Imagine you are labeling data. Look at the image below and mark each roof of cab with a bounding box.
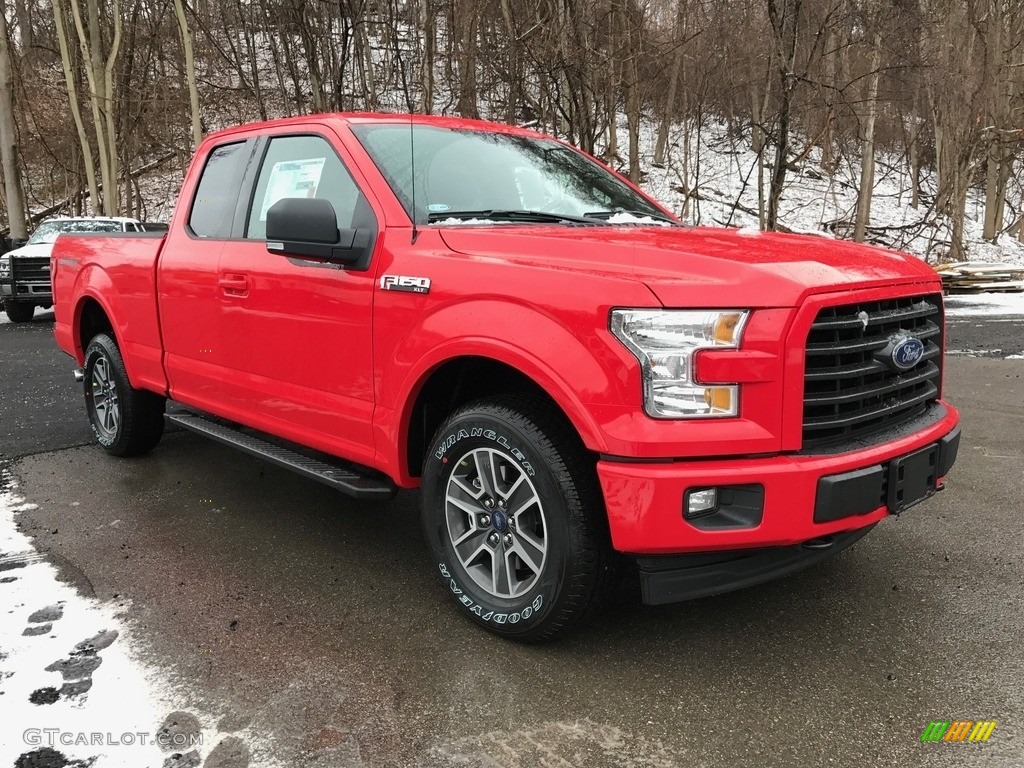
[203,112,548,143]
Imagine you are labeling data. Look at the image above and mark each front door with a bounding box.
[216,130,380,466]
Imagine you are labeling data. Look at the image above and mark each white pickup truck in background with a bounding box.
[0,217,165,323]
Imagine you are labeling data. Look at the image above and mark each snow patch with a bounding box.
[0,472,281,767]
[432,218,499,226]
[605,212,672,226]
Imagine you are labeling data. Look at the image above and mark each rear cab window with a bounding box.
[188,141,250,238]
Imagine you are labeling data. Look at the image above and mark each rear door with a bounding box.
[215,127,382,466]
[160,139,256,411]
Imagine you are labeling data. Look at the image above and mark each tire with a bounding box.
[83,333,165,456]
[421,395,614,642]
[5,301,35,323]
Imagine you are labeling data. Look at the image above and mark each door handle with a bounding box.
[218,274,249,297]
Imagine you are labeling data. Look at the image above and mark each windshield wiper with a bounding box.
[427,209,606,226]
[583,209,680,225]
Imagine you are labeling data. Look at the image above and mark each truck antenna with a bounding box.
[410,113,419,244]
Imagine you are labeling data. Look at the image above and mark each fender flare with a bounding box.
[384,301,617,480]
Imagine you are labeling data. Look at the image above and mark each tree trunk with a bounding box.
[68,0,121,215]
[853,31,882,242]
[455,0,479,118]
[766,0,801,232]
[0,11,27,240]
[52,0,99,213]
[421,0,435,112]
[173,0,202,147]
[654,0,687,167]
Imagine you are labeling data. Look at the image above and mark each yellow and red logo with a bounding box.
[921,721,997,742]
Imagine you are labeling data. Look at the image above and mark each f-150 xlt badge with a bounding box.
[380,275,431,294]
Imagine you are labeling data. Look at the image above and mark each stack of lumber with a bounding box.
[934,262,1024,293]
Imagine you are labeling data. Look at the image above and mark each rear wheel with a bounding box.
[84,333,165,456]
[4,301,34,323]
[421,396,614,642]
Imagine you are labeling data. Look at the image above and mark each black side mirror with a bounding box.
[266,198,369,266]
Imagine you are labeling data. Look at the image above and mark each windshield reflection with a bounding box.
[352,125,669,226]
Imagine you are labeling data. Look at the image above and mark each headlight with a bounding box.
[0,255,9,277]
[610,309,749,418]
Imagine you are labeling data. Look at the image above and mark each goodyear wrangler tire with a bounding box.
[421,395,614,642]
[84,333,165,456]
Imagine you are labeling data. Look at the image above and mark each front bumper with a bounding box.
[1,282,51,300]
[597,401,960,556]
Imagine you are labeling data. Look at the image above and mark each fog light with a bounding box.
[685,488,718,518]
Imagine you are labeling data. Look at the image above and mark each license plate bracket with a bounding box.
[887,443,939,513]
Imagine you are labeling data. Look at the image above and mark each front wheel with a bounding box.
[421,396,614,642]
[84,333,165,456]
[4,301,35,323]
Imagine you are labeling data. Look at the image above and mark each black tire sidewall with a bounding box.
[84,334,126,450]
[5,302,35,322]
[421,407,576,639]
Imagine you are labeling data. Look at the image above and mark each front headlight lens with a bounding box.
[610,309,749,418]
[0,256,10,277]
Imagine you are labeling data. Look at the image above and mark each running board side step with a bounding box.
[166,412,397,500]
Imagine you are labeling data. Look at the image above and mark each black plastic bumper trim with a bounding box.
[636,526,875,606]
[814,465,885,523]
[938,425,960,477]
[813,423,960,523]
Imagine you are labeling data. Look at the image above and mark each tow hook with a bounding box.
[802,536,835,551]
[73,367,85,382]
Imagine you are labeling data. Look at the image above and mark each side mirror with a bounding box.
[266,198,368,266]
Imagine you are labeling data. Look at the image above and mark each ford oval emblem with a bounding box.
[891,336,925,370]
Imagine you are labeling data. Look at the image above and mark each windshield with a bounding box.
[351,124,671,226]
[28,219,122,245]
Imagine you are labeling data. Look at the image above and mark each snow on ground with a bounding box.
[944,292,1024,317]
[0,472,278,768]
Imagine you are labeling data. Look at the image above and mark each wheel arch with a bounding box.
[77,295,117,362]
[398,351,607,483]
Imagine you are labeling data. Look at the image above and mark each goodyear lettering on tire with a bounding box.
[439,562,544,625]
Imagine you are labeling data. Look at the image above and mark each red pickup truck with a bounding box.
[52,114,960,641]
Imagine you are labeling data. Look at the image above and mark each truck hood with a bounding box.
[4,243,53,259]
[438,225,939,307]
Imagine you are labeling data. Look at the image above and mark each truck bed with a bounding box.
[52,232,168,394]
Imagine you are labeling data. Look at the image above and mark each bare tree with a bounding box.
[0,10,27,239]
[172,0,202,147]
[853,19,883,242]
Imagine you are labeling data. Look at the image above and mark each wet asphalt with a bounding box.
[1,311,1022,767]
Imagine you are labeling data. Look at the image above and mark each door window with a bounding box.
[246,135,371,240]
[188,141,249,238]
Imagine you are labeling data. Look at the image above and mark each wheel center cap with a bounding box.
[491,510,508,532]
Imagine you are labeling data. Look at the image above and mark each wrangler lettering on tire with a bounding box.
[421,396,614,642]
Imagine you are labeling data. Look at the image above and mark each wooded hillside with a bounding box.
[1,0,1022,259]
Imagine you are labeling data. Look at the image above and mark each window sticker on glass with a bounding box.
[258,157,326,221]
